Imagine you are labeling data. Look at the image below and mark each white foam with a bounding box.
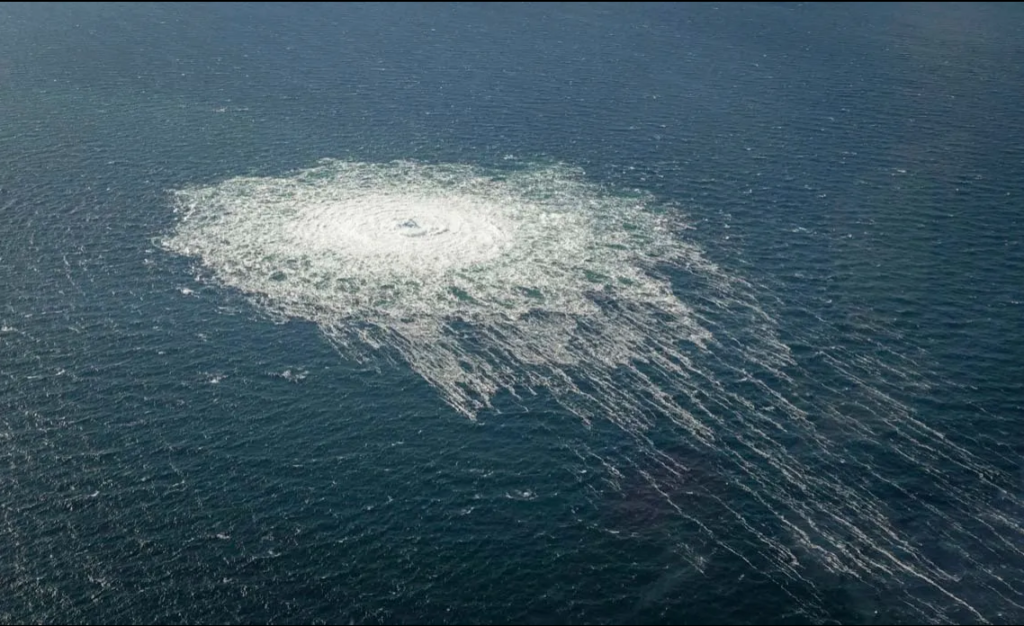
[164,160,711,421]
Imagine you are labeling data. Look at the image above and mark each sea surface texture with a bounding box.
[1,3,1023,624]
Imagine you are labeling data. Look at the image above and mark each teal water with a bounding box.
[2,3,1023,624]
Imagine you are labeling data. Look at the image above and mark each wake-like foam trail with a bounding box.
[163,160,1024,623]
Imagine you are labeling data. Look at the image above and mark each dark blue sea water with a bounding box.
[2,3,1023,624]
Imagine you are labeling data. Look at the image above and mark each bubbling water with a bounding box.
[165,160,713,423]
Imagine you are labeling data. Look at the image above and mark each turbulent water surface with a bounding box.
[2,3,1023,625]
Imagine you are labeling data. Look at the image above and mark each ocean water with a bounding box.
[2,3,1023,624]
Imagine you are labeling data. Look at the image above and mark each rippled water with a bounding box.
[2,3,1023,624]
